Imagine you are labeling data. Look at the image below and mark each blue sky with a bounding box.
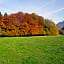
[0,0,64,24]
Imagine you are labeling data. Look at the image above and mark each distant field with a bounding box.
[0,36,64,64]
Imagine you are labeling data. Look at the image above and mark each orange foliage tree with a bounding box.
[0,12,59,36]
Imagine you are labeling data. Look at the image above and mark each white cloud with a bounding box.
[45,8,64,24]
[37,7,64,24]
[35,0,56,12]
[46,8,64,17]
[38,8,64,18]
[53,17,64,24]
[0,8,12,15]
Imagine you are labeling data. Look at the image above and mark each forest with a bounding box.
[0,12,59,37]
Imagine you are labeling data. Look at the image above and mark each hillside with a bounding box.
[0,36,64,64]
[57,21,64,35]
[57,21,64,30]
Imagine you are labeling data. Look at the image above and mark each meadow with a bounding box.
[0,36,64,64]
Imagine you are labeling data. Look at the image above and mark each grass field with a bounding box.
[0,36,64,64]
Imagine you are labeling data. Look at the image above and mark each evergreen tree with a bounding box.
[0,12,2,17]
[4,12,7,17]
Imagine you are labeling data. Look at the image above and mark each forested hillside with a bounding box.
[0,12,59,36]
[57,21,64,30]
[57,21,64,35]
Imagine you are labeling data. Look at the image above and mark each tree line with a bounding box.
[0,12,59,37]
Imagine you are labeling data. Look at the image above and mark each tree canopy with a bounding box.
[0,12,59,36]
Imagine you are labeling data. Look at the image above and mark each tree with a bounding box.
[62,27,64,30]
[4,12,7,18]
[0,28,2,36]
[59,27,64,35]
[0,12,2,17]
[44,19,59,35]
[0,12,59,36]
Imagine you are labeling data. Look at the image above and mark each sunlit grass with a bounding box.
[0,36,64,64]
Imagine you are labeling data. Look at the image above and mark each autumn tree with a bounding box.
[43,19,59,35]
[0,12,59,36]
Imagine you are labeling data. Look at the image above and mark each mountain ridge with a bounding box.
[56,20,64,30]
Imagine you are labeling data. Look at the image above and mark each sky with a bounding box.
[0,0,64,24]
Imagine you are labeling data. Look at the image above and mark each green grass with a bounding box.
[0,36,64,64]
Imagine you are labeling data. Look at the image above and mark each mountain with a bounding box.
[56,21,64,30]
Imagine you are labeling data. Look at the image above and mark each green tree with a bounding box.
[0,12,2,17]
[4,12,7,17]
